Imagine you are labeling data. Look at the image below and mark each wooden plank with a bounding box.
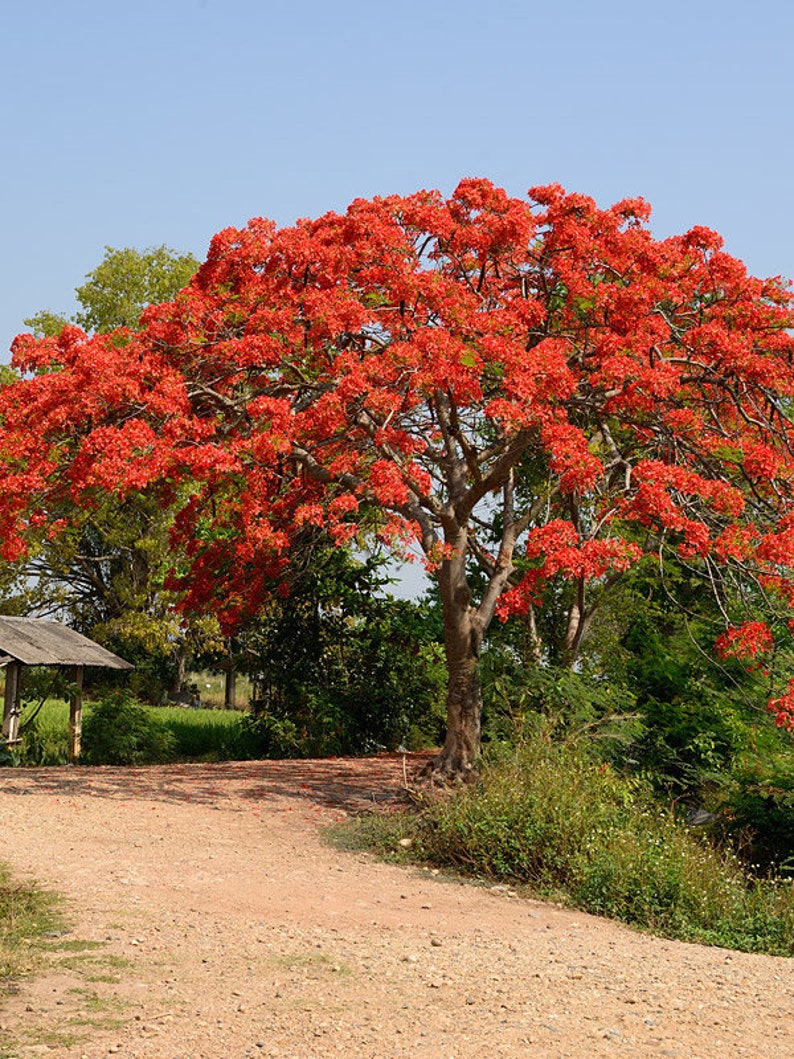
[2,662,20,743]
[69,665,84,762]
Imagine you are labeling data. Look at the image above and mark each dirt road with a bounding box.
[1,758,793,1058]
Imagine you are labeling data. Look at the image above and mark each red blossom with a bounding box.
[715,622,775,661]
[3,177,794,730]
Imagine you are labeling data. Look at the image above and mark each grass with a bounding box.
[4,697,247,766]
[0,864,61,991]
[0,906,131,1056]
[155,705,244,761]
[333,734,794,957]
[189,670,253,710]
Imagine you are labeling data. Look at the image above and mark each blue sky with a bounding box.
[1,0,793,361]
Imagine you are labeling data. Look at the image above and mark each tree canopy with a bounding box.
[24,245,200,337]
[6,245,209,697]
[3,178,794,774]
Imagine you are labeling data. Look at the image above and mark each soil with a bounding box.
[1,756,793,1059]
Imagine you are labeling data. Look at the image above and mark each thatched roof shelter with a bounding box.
[0,617,133,759]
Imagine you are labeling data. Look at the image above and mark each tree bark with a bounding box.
[429,543,484,779]
[169,642,188,699]
[435,628,482,778]
[223,639,236,710]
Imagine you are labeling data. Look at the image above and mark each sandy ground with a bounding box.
[0,757,793,1059]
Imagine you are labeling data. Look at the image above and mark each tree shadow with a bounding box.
[0,754,434,815]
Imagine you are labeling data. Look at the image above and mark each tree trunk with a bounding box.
[169,642,188,699]
[435,636,482,778]
[430,551,484,780]
[223,640,236,710]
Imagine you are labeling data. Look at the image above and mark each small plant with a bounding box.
[80,692,176,765]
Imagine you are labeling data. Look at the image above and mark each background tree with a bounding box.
[24,245,200,337]
[6,245,213,699]
[238,536,445,755]
[3,179,794,777]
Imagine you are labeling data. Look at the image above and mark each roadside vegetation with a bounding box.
[338,726,794,957]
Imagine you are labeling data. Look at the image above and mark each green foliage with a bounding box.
[80,693,176,766]
[242,544,446,756]
[479,554,792,798]
[617,602,756,789]
[156,706,242,762]
[356,734,794,956]
[6,671,78,766]
[15,706,71,766]
[0,364,19,388]
[236,710,303,760]
[21,308,70,339]
[708,749,794,874]
[2,698,258,767]
[24,245,199,337]
[15,245,214,707]
[481,648,642,755]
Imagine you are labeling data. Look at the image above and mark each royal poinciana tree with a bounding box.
[3,179,794,775]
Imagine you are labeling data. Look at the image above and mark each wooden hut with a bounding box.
[0,617,133,761]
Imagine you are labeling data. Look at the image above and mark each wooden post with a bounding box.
[2,663,20,744]
[69,665,84,762]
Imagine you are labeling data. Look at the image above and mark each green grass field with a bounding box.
[4,697,246,766]
[189,670,253,710]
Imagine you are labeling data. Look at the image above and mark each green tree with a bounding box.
[24,245,200,337]
[239,538,446,755]
[11,246,209,699]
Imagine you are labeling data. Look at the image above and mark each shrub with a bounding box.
[709,750,794,874]
[235,710,303,760]
[80,692,176,765]
[355,734,794,955]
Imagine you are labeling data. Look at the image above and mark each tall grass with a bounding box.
[8,700,71,766]
[156,706,243,761]
[347,735,794,956]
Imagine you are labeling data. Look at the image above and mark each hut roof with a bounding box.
[0,617,133,669]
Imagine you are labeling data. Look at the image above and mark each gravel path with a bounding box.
[1,757,793,1059]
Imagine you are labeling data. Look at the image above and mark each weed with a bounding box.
[40,938,104,952]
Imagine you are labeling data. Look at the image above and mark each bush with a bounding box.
[80,692,177,765]
[235,710,303,760]
[354,734,794,955]
[709,750,794,874]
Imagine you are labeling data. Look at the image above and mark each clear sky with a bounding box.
[1,0,793,361]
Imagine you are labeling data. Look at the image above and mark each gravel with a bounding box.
[1,757,793,1058]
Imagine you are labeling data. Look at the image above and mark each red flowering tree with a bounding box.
[3,178,794,776]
